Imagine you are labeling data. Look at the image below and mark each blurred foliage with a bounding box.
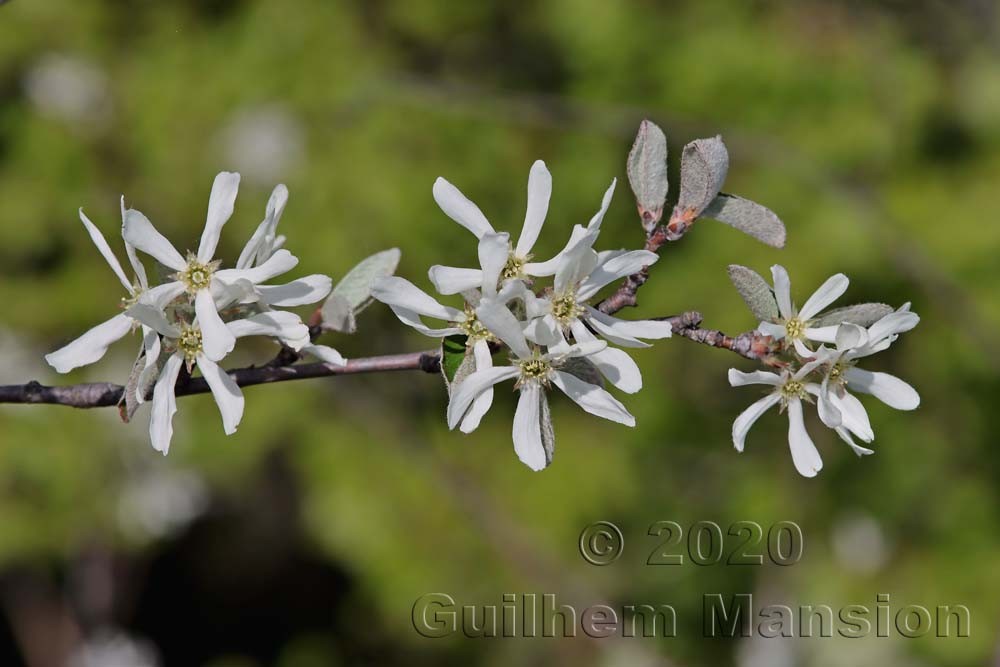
[0,0,999,665]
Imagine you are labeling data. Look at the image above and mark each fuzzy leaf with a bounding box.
[703,194,786,248]
[559,356,604,388]
[814,303,894,328]
[321,248,401,332]
[440,334,470,385]
[117,342,165,423]
[728,264,779,322]
[539,392,555,469]
[677,136,729,217]
[627,120,669,231]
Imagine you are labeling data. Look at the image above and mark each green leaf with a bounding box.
[539,393,555,469]
[440,334,470,385]
[703,193,786,248]
[814,303,894,328]
[321,248,401,333]
[627,120,669,232]
[117,340,165,423]
[559,356,604,387]
[677,135,729,217]
[728,264,779,322]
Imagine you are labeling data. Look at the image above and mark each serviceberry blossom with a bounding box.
[46,201,160,398]
[729,361,826,478]
[128,304,309,453]
[449,304,635,471]
[122,172,300,361]
[756,265,846,355]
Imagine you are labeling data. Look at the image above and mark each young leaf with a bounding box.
[440,334,470,385]
[814,303,894,328]
[118,342,165,423]
[559,356,604,387]
[703,194,786,248]
[677,135,729,217]
[728,264,779,322]
[627,120,669,232]
[539,392,555,469]
[321,248,401,333]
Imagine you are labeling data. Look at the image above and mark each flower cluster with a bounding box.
[45,173,346,453]
[729,265,920,477]
[372,161,672,471]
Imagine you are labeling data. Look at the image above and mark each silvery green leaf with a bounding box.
[677,136,729,217]
[559,356,604,388]
[703,194,786,248]
[627,120,669,232]
[728,264,779,321]
[539,392,555,469]
[814,303,894,328]
[440,334,470,386]
[321,248,401,332]
[320,294,356,334]
[118,342,165,423]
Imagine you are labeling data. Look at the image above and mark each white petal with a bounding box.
[554,242,598,295]
[770,265,793,319]
[301,344,347,366]
[835,427,875,457]
[728,368,782,387]
[372,276,463,321]
[551,370,635,426]
[515,160,551,257]
[844,367,920,410]
[78,209,132,292]
[432,177,493,238]
[832,390,874,442]
[150,353,183,454]
[587,178,616,231]
[804,325,840,343]
[584,307,673,348]
[257,275,332,307]
[388,305,463,338]
[196,354,244,435]
[549,339,607,361]
[215,249,298,286]
[524,224,590,277]
[460,339,494,434]
[195,289,236,361]
[198,171,240,262]
[143,281,187,310]
[577,250,659,301]
[757,321,786,340]
[447,366,519,429]
[787,399,823,477]
[867,311,919,345]
[799,273,848,320]
[45,313,133,373]
[816,388,843,429]
[126,303,181,338]
[478,232,511,296]
[835,323,868,351]
[236,219,270,270]
[428,265,484,296]
[476,301,531,358]
[571,320,641,393]
[120,196,149,288]
[525,313,565,347]
[512,384,548,471]
[732,393,780,452]
[227,311,310,347]
[122,209,185,271]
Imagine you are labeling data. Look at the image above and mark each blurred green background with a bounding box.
[0,0,998,665]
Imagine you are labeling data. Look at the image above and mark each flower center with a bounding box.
[119,285,144,309]
[177,324,203,363]
[501,251,528,281]
[784,316,807,340]
[177,253,220,293]
[551,292,582,326]
[827,361,850,387]
[779,379,807,404]
[458,307,494,343]
[516,355,552,389]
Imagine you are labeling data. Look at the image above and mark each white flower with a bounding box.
[757,265,847,355]
[811,308,920,452]
[372,232,516,432]
[428,160,616,293]
[728,362,827,478]
[123,172,301,362]
[450,303,635,471]
[45,201,159,386]
[518,231,672,393]
[127,304,309,454]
